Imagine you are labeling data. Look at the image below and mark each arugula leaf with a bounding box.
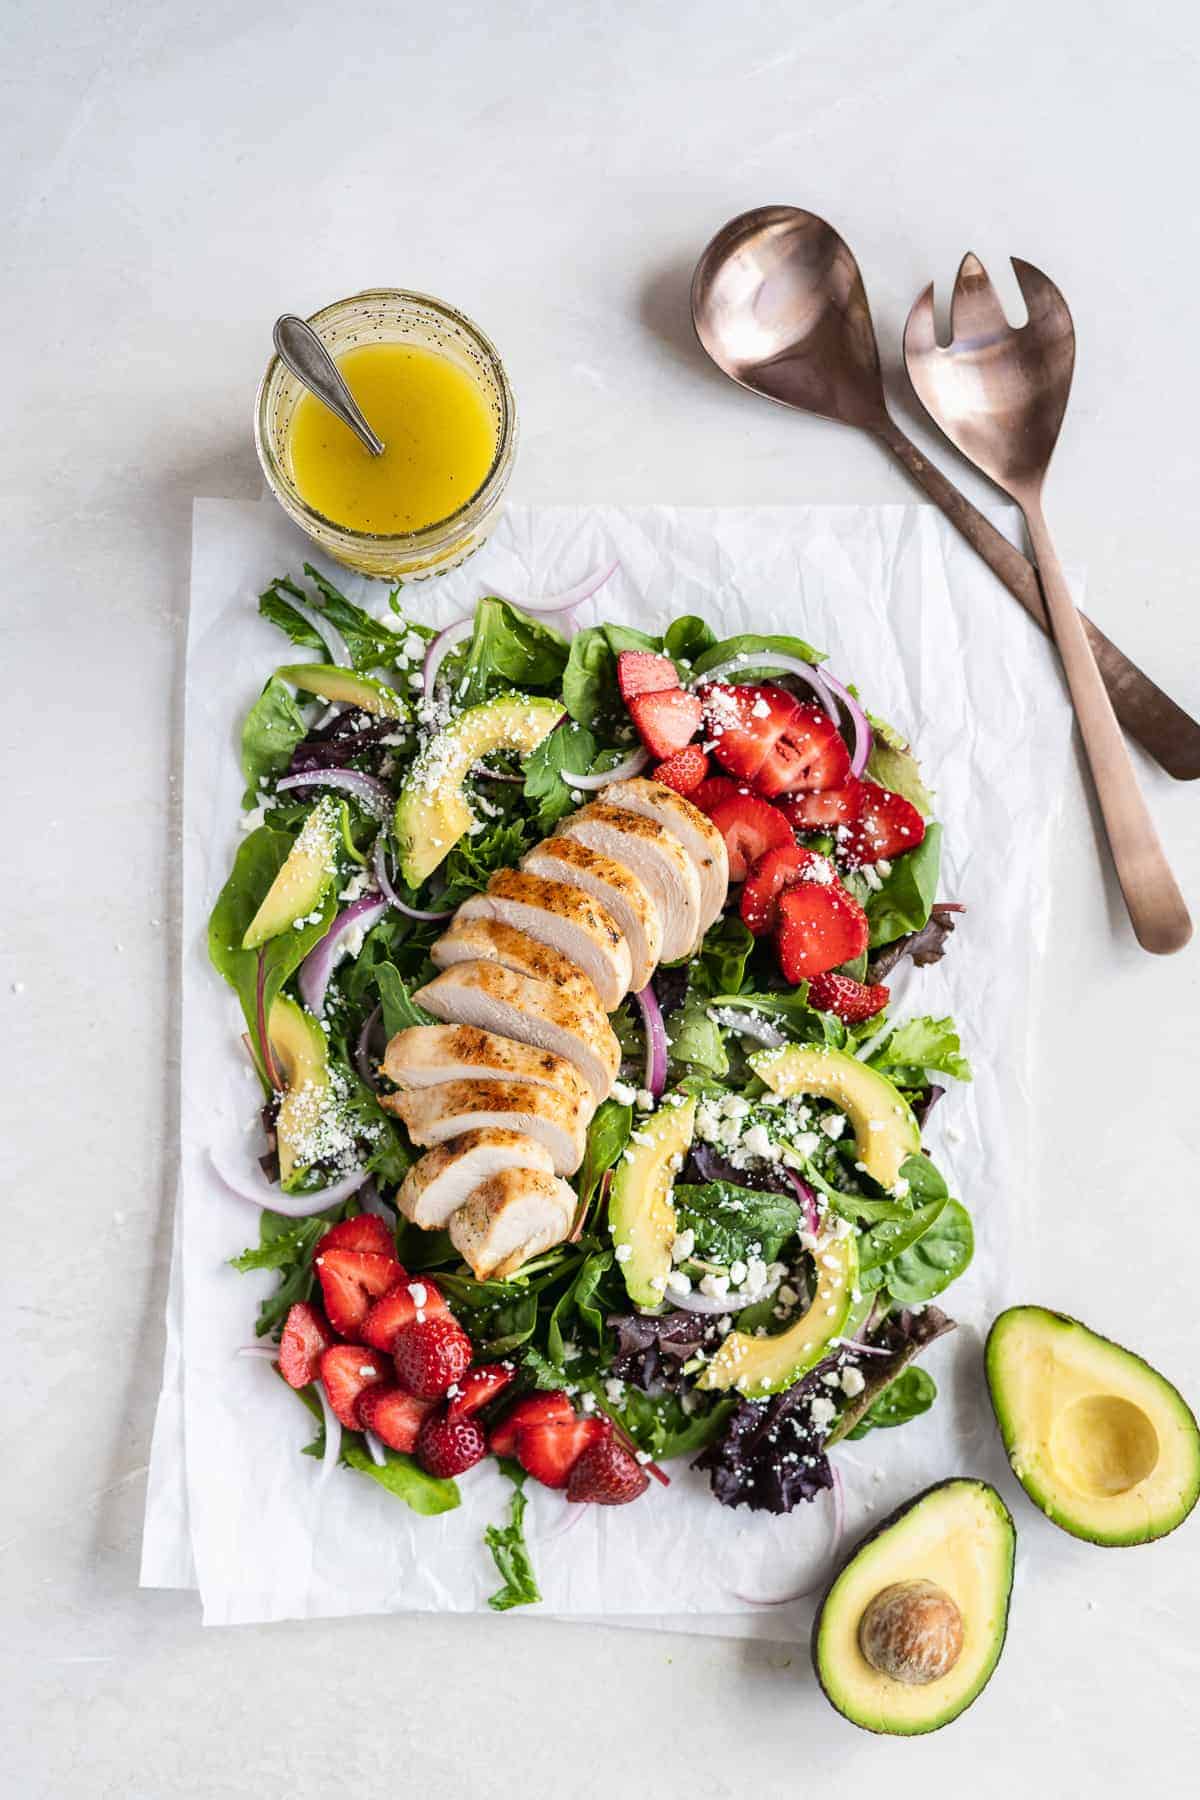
[341,1439,461,1514]
[846,1367,937,1438]
[522,721,597,831]
[437,816,536,907]
[576,1098,632,1220]
[664,614,717,666]
[260,569,403,671]
[666,991,728,1078]
[231,1213,327,1337]
[485,1467,542,1611]
[207,824,337,1050]
[455,599,569,706]
[374,961,434,1038]
[883,1198,974,1303]
[673,1181,801,1268]
[562,623,663,729]
[860,823,942,949]
[240,676,308,806]
[866,713,934,817]
[868,1014,972,1084]
[692,631,825,677]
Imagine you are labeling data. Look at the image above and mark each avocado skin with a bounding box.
[810,1477,1016,1736]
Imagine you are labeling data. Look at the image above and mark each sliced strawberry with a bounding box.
[701,682,798,782]
[807,970,890,1023]
[838,781,927,868]
[393,1316,474,1400]
[617,649,678,701]
[690,775,742,815]
[753,701,851,798]
[360,1275,449,1352]
[516,1416,611,1490]
[627,688,703,759]
[740,844,821,935]
[652,744,709,797]
[277,1300,335,1389]
[446,1362,516,1422]
[315,1214,396,1259]
[416,1412,489,1478]
[708,790,795,883]
[315,1248,404,1340]
[488,1389,575,1460]
[319,1344,391,1430]
[357,1385,436,1453]
[775,880,870,983]
[779,780,864,832]
[566,1436,651,1505]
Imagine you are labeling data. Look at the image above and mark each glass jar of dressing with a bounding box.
[255,289,517,580]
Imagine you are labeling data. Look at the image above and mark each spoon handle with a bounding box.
[272,315,385,457]
[1023,500,1191,955]
[876,419,1200,781]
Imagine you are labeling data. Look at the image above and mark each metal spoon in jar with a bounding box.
[272,314,385,456]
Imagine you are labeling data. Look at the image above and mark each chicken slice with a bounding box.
[521,836,663,993]
[412,961,618,1105]
[449,1167,577,1280]
[429,915,602,1009]
[455,869,632,1010]
[381,1023,593,1113]
[381,1078,588,1175]
[601,777,729,939]
[396,1129,555,1230]
[556,801,702,962]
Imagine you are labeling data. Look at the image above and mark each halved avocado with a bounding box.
[813,1478,1015,1735]
[697,1229,857,1398]
[278,662,406,718]
[241,797,339,949]
[751,1044,919,1189]
[267,995,329,1185]
[986,1305,1200,1547]
[609,1094,696,1308]
[394,693,563,887]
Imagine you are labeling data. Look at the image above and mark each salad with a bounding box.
[210,561,972,1610]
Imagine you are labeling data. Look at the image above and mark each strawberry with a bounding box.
[690,775,742,815]
[753,700,851,798]
[315,1248,403,1340]
[516,1415,611,1490]
[779,780,864,832]
[627,688,703,760]
[488,1389,575,1459]
[393,1316,473,1399]
[358,1385,436,1454]
[707,790,795,883]
[837,781,926,869]
[416,1413,488,1478]
[703,683,850,797]
[807,970,890,1023]
[617,649,678,701]
[566,1436,651,1505]
[740,844,822,935]
[277,1300,335,1389]
[319,1344,391,1430]
[652,744,709,797]
[775,880,870,984]
[315,1214,397,1259]
[446,1362,516,1422]
[360,1275,450,1352]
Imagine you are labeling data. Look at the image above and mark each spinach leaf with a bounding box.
[857,1196,948,1290]
[692,632,825,677]
[603,1384,736,1462]
[673,1181,801,1268]
[576,1098,632,1222]
[207,824,336,1049]
[883,1197,973,1302]
[260,568,402,671]
[456,599,569,705]
[868,1014,972,1085]
[846,1366,937,1438]
[693,915,755,996]
[438,1274,540,1357]
[374,961,434,1038]
[341,1439,461,1514]
[562,622,662,729]
[866,713,935,817]
[666,991,728,1078]
[485,1467,542,1611]
[861,823,942,949]
[547,1250,613,1363]
[522,721,597,831]
[664,614,717,666]
[240,676,308,806]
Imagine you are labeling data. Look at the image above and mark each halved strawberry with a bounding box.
[416,1413,488,1478]
[357,1385,436,1453]
[488,1389,575,1460]
[807,970,890,1023]
[446,1362,516,1422]
[740,844,821,935]
[775,881,870,983]
[627,687,702,759]
[689,775,742,815]
[319,1344,391,1430]
[779,780,864,832]
[516,1416,611,1490]
[394,1316,473,1399]
[277,1300,335,1389]
[315,1214,396,1259]
[652,744,709,797]
[360,1275,449,1352]
[617,649,678,701]
[837,781,926,868]
[707,790,795,883]
[703,684,851,797]
[315,1249,404,1340]
[566,1436,651,1505]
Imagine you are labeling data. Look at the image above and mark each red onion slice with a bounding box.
[283,595,351,669]
[298,894,388,1015]
[499,560,620,616]
[559,745,649,790]
[423,617,473,694]
[357,1178,395,1221]
[696,653,837,722]
[632,984,668,1097]
[354,1003,385,1090]
[667,1270,783,1316]
[729,1466,845,1606]
[234,1344,280,1361]
[254,951,282,1092]
[317,1387,342,1482]
[363,1429,388,1468]
[276,768,392,818]
[785,1170,820,1238]
[372,838,455,920]
[211,1146,370,1215]
[708,1005,788,1048]
[813,667,873,778]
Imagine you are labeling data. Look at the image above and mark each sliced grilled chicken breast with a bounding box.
[412,961,618,1105]
[455,869,632,1010]
[602,777,729,938]
[521,836,663,993]
[429,915,601,1008]
[449,1167,577,1280]
[381,1078,588,1175]
[382,1023,592,1112]
[556,801,702,962]
[396,1129,555,1230]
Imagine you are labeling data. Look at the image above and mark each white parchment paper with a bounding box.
[142,497,1073,1631]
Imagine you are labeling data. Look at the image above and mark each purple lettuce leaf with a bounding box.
[868,902,965,983]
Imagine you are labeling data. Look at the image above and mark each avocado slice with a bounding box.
[241,797,340,949]
[697,1228,857,1398]
[812,1478,1015,1735]
[267,994,330,1185]
[751,1043,919,1189]
[986,1305,1200,1547]
[394,693,563,887]
[278,662,406,718]
[609,1094,696,1308]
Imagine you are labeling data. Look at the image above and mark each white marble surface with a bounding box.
[4,1,1198,1794]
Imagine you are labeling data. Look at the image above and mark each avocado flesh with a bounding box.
[267,995,330,1185]
[609,1095,696,1309]
[278,663,406,718]
[750,1044,919,1189]
[394,693,564,887]
[698,1230,856,1397]
[242,798,339,949]
[813,1479,1015,1736]
[986,1305,1200,1546]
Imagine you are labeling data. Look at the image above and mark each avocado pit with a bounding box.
[858,1579,963,1686]
[1049,1393,1159,1498]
